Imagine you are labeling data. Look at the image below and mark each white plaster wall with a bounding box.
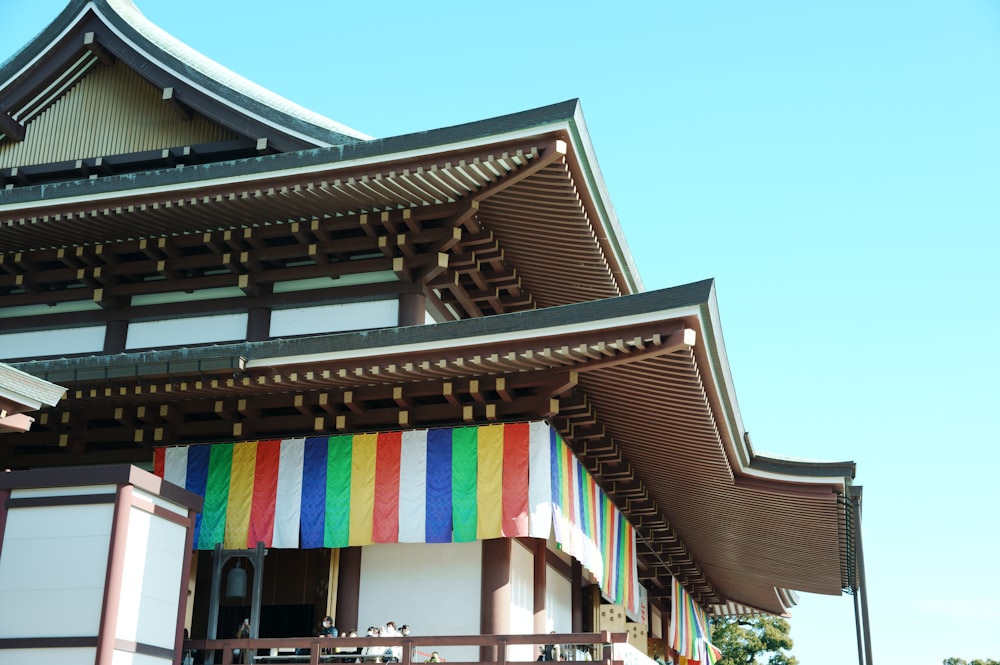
[358,542,480,662]
[127,313,247,349]
[0,503,112,638]
[115,506,187,652]
[270,300,398,337]
[0,325,105,360]
[508,541,535,661]
[134,487,188,518]
[2,647,96,664]
[650,605,662,638]
[112,649,169,665]
[545,565,572,633]
[11,484,116,499]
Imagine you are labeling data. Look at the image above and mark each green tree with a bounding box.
[943,659,1000,665]
[709,616,797,665]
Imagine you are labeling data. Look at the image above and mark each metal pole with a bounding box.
[853,581,864,665]
[851,487,873,665]
[847,495,864,665]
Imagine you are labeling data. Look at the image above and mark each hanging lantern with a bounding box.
[225,559,247,598]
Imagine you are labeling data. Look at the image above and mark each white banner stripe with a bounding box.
[274,437,305,548]
[398,429,427,542]
[527,420,552,539]
[164,446,188,489]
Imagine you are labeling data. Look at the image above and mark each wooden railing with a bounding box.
[184,631,629,665]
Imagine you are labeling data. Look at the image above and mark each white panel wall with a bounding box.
[546,565,572,633]
[0,471,196,665]
[0,503,112,638]
[0,326,105,360]
[115,506,187,655]
[112,650,166,665]
[358,542,480,662]
[509,541,536,662]
[270,300,398,337]
[126,313,248,349]
[1,647,96,665]
[650,605,662,638]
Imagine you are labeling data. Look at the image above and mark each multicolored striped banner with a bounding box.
[154,420,640,617]
[668,577,722,665]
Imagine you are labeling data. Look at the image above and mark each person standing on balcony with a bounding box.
[539,632,560,661]
[320,616,338,638]
[233,618,251,664]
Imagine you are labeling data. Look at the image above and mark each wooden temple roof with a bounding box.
[0,101,640,319]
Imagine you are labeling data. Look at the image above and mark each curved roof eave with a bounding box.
[16,281,715,379]
[563,101,643,295]
[11,281,853,611]
[692,280,855,492]
[14,279,849,496]
[0,0,371,148]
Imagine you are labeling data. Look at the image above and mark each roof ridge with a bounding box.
[0,0,372,148]
[100,0,372,143]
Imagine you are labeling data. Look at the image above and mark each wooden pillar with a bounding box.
[480,538,511,661]
[0,489,9,560]
[95,485,133,665]
[326,549,341,624]
[571,559,583,633]
[398,291,426,326]
[103,319,127,354]
[247,306,271,342]
[533,538,547,633]
[335,547,362,633]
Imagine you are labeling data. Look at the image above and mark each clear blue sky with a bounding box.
[6,2,1000,663]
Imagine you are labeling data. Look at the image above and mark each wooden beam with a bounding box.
[573,328,696,373]
[0,112,25,142]
[161,87,192,121]
[83,32,115,66]
[471,144,562,204]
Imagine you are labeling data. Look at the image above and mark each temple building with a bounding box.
[0,1,871,664]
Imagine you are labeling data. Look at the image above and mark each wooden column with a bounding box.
[103,319,128,354]
[571,559,583,632]
[247,306,271,342]
[335,547,362,634]
[0,490,9,574]
[398,292,426,326]
[480,538,511,661]
[533,538,547,633]
[661,610,671,661]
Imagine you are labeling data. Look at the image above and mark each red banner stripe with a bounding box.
[248,439,281,547]
[372,431,402,542]
[153,447,165,477]
[501,422,530,536]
